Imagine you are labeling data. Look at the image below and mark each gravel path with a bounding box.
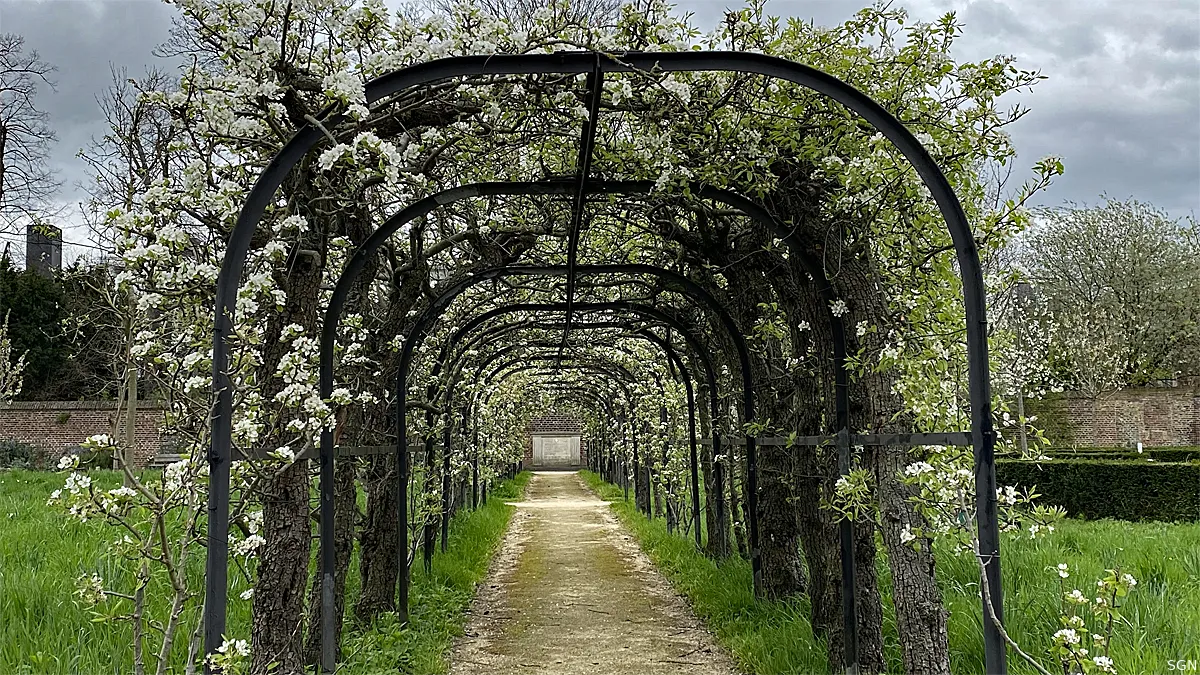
[448,471,740,675]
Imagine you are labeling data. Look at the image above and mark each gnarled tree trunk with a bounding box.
[355,454,399,620]
[250,228,325,674]
[302,453,357,665]
[696,386,730,558]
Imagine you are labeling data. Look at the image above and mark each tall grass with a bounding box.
[579,470,1200,674]
[339,471,530,674]
[0,469,249,674]
[0,469,529,674]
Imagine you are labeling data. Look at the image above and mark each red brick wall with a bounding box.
[1037,387,1200,448]
[0,401,167,467]
[523,412,589,469]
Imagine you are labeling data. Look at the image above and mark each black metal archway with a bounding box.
[209,50,1003,675]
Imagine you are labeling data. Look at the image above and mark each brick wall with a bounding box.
[529,412,583,434]
[523,412,589,469]
[1032,386,1200,448]
[0,401,167,467]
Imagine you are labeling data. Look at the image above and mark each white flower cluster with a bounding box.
[317,131,407,185]
[75,573,107,606]
[233,534,266,558]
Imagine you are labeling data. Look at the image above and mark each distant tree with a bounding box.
[55,261,126,400]
[1022,196,1200,392]
[0,254,65,397]
[80,66,184,249]
[0,33,60,231]
[0,255,123,400]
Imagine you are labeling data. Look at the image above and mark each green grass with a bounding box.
[339,471,530,674]
[579,470,1200,675]
[0,469,252,674]
[0,468,529,674]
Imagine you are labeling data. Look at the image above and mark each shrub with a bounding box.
[0,440,49,469]
[997,458,1200,522]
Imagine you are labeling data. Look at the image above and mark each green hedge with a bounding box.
[997,458,1200,522]
[1031,447,1200,463]
[1001,447,1200,463]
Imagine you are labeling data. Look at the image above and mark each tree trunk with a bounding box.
[874,442,951,675]
[251,460,311,674]
[724,266,807,599]
[653,469,664,522]
[696,387,730,558]
[634,434,651,515]
[355,454,398,620]
[251,239,324,674]
[302,456,356,665]
[764,158,945,673]
[853,495,886,674]
[728,449,747,558]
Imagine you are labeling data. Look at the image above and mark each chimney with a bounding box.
[25,222,62,276]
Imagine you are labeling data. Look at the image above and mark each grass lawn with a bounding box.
[0,468,529,674]
[579,470,1200,674]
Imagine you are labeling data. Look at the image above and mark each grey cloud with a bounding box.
[0,0,1195,254]
[668,0,1199,214]
[0,0,179,240]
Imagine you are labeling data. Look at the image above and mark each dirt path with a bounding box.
[449,471,740,675]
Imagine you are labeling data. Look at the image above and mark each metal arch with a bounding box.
[390,263,759,597]
[543,383,629,483]
[440,319,632,399]
[398,285,744,586]
[208,51,1001,674]
[294,180,828,662]
[485,357,643,395]
[545,384,618,419]
[416,253,742,400]
[488,371,628,418]
[544,383,623,478]
[428,299,719,415]
[480,366,632,480]
[471,348,638,422]
[447,321,698,417]
[475,345,638,403]
[424,302,722,549]
[454,321,702,537]
[303,178,847,619]
[493,373,628,478]
[431,297,724,397]
[451,324,638,398]
[444,315,700,399]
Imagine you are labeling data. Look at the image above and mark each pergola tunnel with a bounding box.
[207,52,1004,674]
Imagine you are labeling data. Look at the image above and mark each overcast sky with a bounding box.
[1,0,1197,259]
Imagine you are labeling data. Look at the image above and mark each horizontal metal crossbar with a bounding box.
[689,432,973,447]
[239,445,436,460]
[233,433,973,461]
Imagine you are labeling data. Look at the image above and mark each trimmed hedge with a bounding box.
[1059,447,1200,463]
[997,458,1200,522]
[1007,447,1200,463]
